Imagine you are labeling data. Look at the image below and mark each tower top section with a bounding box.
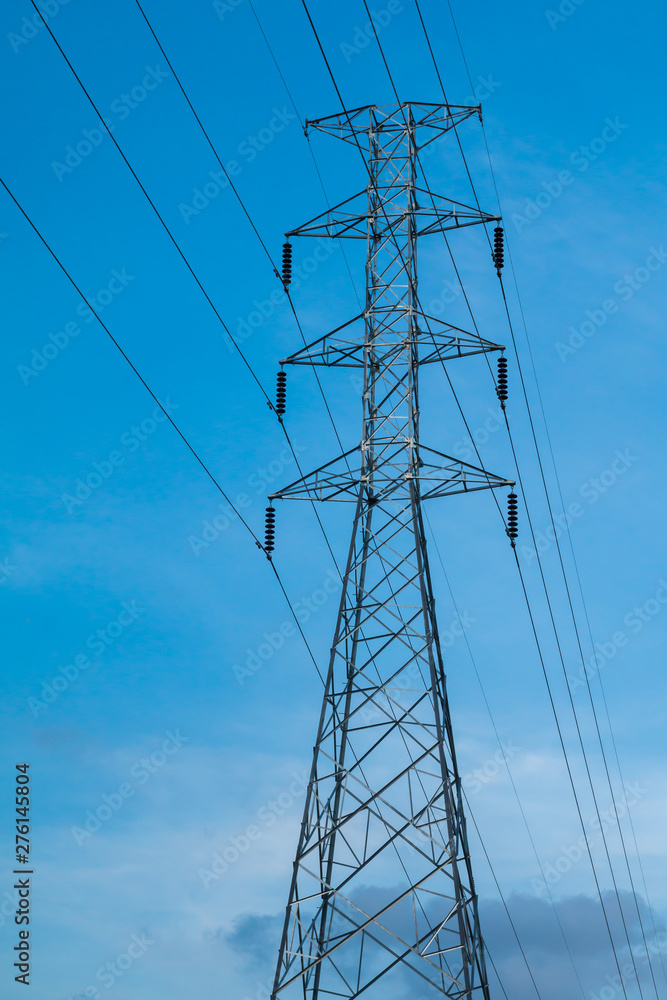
[305,101,482,149]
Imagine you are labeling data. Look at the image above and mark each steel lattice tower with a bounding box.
[269,103,513,1000]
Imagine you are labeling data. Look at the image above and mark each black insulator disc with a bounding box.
[282,244,292,286]
[265,502,276,555]
[276,371,287,416]
[492,229,505,268]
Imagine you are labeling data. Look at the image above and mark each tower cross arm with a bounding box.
[305,102,482,148]
[281,312,504,369]
[287,190,499,242]
[268,445,513,504]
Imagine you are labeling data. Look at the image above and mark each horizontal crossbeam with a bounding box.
[269,444,513,503]
[281,311,503,368]
[286,188,499,241]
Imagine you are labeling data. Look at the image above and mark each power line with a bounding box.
[27,0,271,405]
[134,0,278,276]
[464,789,544,1000]
[0,174,326,685]
[127,0,367,595]
[132,0,357,464]
[32,0,355,631]
[246,0,364,310]
[407,5,661,989]
[49,0,416,718]
[424,510,588,1000]
[358,4,648,995]
[296,4,551,994]
[498,274,656,998]
[23,1,659,989]
[269,96,498,1000]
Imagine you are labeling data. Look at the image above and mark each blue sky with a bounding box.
[1,0,666,998]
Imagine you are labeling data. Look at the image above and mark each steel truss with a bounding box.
[270,103,510,1000]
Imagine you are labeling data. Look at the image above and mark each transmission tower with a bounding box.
[268,102,513,1000]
